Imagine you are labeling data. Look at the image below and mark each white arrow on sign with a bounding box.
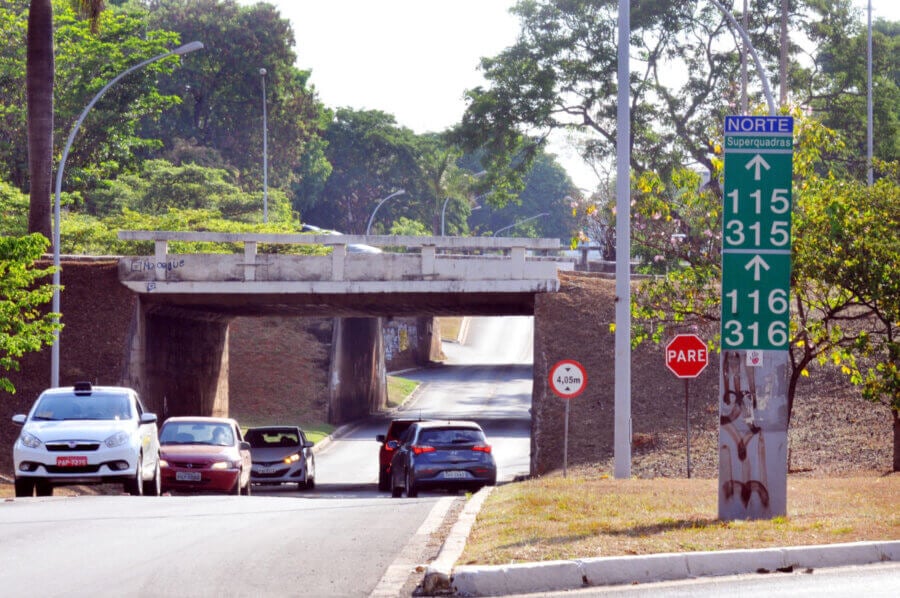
[744,255,770,281]
[745,154,771,180]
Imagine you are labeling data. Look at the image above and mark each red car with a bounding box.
[158,417,252,495]
[376,418,426,491]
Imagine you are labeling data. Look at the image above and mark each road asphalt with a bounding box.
[421,486,900,597]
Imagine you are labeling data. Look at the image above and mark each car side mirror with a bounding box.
[303,440,314,449]
[11,414,26,425]
[239,441,251,451]
[376,434,385,443]
[386,440,400,450]
[141,413,158,424]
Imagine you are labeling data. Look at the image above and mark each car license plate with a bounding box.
[442,470,468,479]
[56,456,88,467]
[257,466,278,474]
[176,471,202,482]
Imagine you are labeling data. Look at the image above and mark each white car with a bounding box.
[11,382,161,497]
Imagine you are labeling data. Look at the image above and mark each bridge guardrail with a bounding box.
[116,231,573,290]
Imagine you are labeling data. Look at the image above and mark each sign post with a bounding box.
[665,334,709,478]
[549,360,587,478]
[719,115,794,519]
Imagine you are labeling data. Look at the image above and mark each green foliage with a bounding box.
[138,0,330,201]
[0,180,29,235]
[794,161,900,411]
[304,108,424,234]
[389,217,429,237]
[0,234,61,394]
[803,4,900,177]
[86,159,292,222]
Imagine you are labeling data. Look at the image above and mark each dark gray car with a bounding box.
[245,426,316,490]
[389,420,497,497]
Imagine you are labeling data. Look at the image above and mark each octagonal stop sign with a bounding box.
[665,334,709,379]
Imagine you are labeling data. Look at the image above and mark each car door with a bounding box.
[299,430,314,476]
[134,394,160,470]
[234,424,252,485]
[391,425,416,488]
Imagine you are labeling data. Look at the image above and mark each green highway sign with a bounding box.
[721,116,794,350]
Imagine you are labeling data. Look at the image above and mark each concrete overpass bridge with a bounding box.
[115,231,573,423]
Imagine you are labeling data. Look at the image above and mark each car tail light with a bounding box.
[472,444,492,453]
[412,445,435,455]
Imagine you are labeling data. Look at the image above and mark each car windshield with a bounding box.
[31,393,132,421]
[160,422,233,446]
[245,430,299,448]
[417,428,484,446]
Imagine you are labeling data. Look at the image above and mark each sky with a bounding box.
[241,1,898,191]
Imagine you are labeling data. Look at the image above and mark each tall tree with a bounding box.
[25,0,54,240]
[305,108,422,234]
[138,0,329,201]
[26,0,105,242]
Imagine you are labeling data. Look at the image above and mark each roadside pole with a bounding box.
[665,334,709,480]
[549,360,587,478]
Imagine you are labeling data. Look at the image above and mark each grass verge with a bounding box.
[460,470,900,566]
[387,375,419,409]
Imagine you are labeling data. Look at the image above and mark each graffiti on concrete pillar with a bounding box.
[384,322,415,362]
[718,350,789,520]
[720,350,768,508]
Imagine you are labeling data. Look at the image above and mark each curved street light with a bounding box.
[50,41,204,387]
[365,189,406,235]
[492,212,549,237]
[440,197,453,236]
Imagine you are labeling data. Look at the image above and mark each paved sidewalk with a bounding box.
[422,487,900,596]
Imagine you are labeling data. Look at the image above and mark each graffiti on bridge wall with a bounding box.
[384,322,416,362]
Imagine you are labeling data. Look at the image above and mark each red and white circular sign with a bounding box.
[548,360,587,399]
[665,334,709,378]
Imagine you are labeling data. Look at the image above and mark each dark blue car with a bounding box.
[389,420,497,497]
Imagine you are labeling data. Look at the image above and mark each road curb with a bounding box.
[448,540,900,596]
[422,486,495,594]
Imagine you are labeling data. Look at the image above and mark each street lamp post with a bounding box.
[441,197,452,236]
[260,67,269,221]
[365,189,406,235]
[492,212,549,237]
[50,41,204,387]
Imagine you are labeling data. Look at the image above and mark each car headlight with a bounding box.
[210,461,236,470]
[20,431,42,449]
[283,453,301,464]
[104,431,130,448]
[159,459,170,468]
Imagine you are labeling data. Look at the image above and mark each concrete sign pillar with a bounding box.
[718,350,789,519]
[719,115,794,520]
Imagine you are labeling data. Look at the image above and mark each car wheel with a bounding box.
[378,468,390,492]
[305,475,315,491]
[390,469,403,498]
[231,473,242,495]
[406,470,418,498]
[241,478,252,496]
[125,454,144,496]
[14,478,35,497]
[35,481,53,496]
[143,457,161,496]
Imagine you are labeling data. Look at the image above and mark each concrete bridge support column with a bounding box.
[139,307,232,420]
[328,317,387,424]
